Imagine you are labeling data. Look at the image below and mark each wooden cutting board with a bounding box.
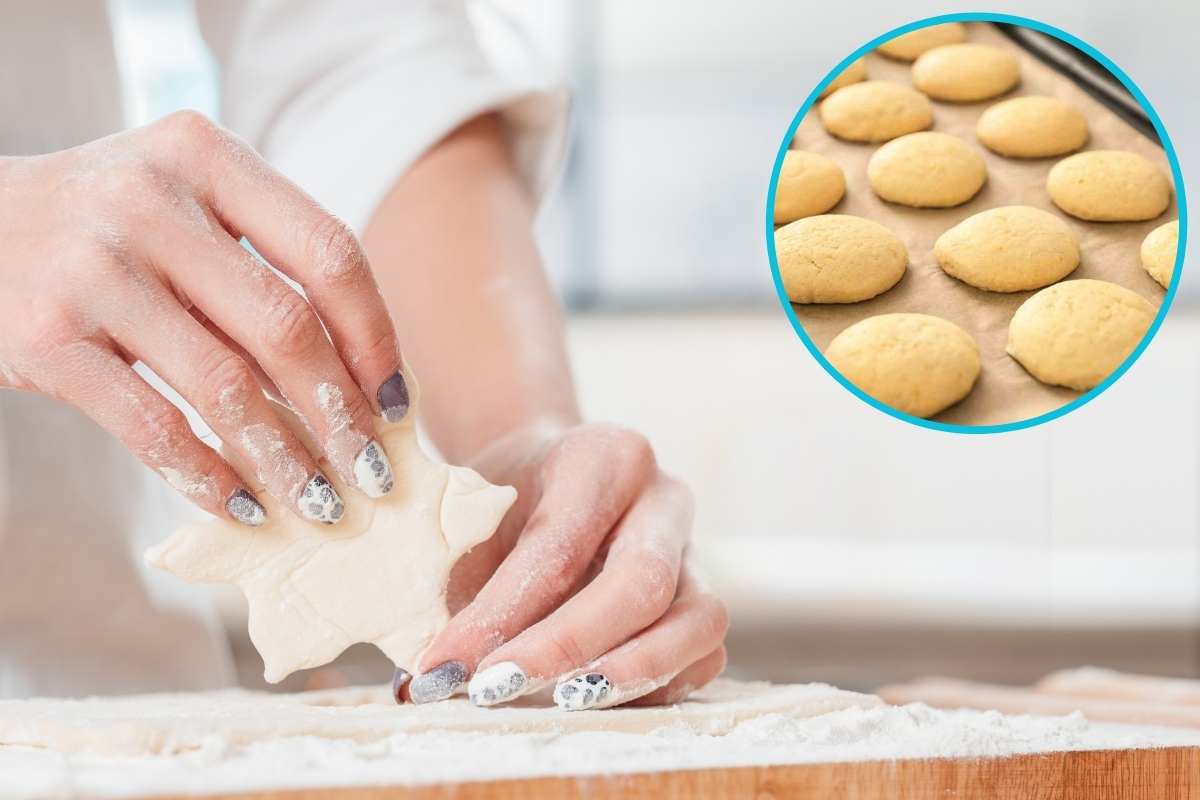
[152,746,1200,799]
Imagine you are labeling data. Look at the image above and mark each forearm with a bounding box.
[362,114,580,463]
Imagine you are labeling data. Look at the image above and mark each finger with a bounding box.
[44,338,266,526]
[624,647,727,707]
[153,112,408,421]
[145,213,395,501]
[104,279,346,525]
[464,474,691,707]
[552,574,729,711]
[409,427,659,703]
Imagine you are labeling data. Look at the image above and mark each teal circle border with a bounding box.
[765,12,1189,434]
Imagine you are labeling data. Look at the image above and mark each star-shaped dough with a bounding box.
[145,385,516,683]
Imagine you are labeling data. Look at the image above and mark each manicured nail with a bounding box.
[377,370,410,423]
[409,661,467,704]
[298,471,344,525]
[226,489,266,527]
[554,673,611,711]
[353,439,394,498]
[391,669,412,704]
[468,661,528,707]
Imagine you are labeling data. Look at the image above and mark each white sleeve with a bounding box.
[196,0,568,235]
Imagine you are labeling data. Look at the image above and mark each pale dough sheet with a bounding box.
[5,679,1200,798]
[790,23,1176,426]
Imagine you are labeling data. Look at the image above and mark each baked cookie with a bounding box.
[819,57,867,98]
[867,132,987,207]
[773,151,846,224]
[775,214,906,304]
[825,313,980,418]
[876,23,967,61]
[976,96,1088,158]
[1047,150,1171,222]
[912,43,1020,102]
[934,206,1080,292]
[1141,220,1179,289]
[819,81,933,143]
[1007,279,1155,391]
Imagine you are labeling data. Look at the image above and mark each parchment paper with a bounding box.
[790,23,1176,426]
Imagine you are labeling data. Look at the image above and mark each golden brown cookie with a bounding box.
[934,206,1080,292]
[1047,151,1171,222]
[976,96,1088,158]
[825,313,980,418]
[819,81,933,143]
[867,131,987,207]
[775,214,907,303]
[912,43,1020,102]
[876,23,967,61]
[773,151,846,224]
[1141,220,1179,289]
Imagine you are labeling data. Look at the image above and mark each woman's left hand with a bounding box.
[397,422,729,710]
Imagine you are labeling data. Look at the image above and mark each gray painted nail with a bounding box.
[297,471,344,525]
[391,669,412,704]
[377,371,410,423]
[468,661,528,707]
[226,489,266,527]
[409,661,467,704]
[554,672,611,711]
[353,439,394,498]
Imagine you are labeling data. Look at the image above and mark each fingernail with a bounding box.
[353,439,394,498]
[409,661,467,704]
[391,669,412,704]
[226,489,266,527]
[298,471,345,525]
[377,370,410,423]
[554,673,611,711]
[468,661,528,707]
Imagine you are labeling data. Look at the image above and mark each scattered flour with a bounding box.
[2,681,1198,799]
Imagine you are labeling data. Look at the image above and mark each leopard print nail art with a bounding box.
[353,439,394,498]
[554,673,611,711]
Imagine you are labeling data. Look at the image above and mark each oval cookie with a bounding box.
[1007,279,1155,391]
[876,23,967,61]
[912,43,1019,102]
[775,214,906,304]
[774,151,846,224]
[819,57,867,98]
[867,132,986,208]
[825,313,980,418]
[1047,151,1171,222]
[976,96,1088,158]
[1141,220,1179,289]
[934,206,1080,292]
[819,81,933,143]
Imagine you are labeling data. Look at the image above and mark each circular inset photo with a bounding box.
[766,14,1185,432]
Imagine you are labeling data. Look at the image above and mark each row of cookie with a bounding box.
[777,208,1177,304]
[824,278,1155,420]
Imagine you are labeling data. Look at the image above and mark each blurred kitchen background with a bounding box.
[111,0,1200,694]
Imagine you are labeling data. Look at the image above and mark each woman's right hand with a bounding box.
[0,111,410,527]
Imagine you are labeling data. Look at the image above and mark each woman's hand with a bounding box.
[400,423,729,710]
[0,112,410,526]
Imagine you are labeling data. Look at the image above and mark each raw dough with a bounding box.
[912,43,1019,102]
[1141,220,1179,289]
[819,81,933,143]
[825,313,981,418]
[776,214,907,303]
[934,206,1080,292]
[145,371,517,683]
[773,150,846,224]
[819,56,867,98]
[1047,150,1171,222]
[876,22,967,61]
[0,679,881,757]
[1007,279,1155,391]
[976,95,1088,158]
[867,131,986,207]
